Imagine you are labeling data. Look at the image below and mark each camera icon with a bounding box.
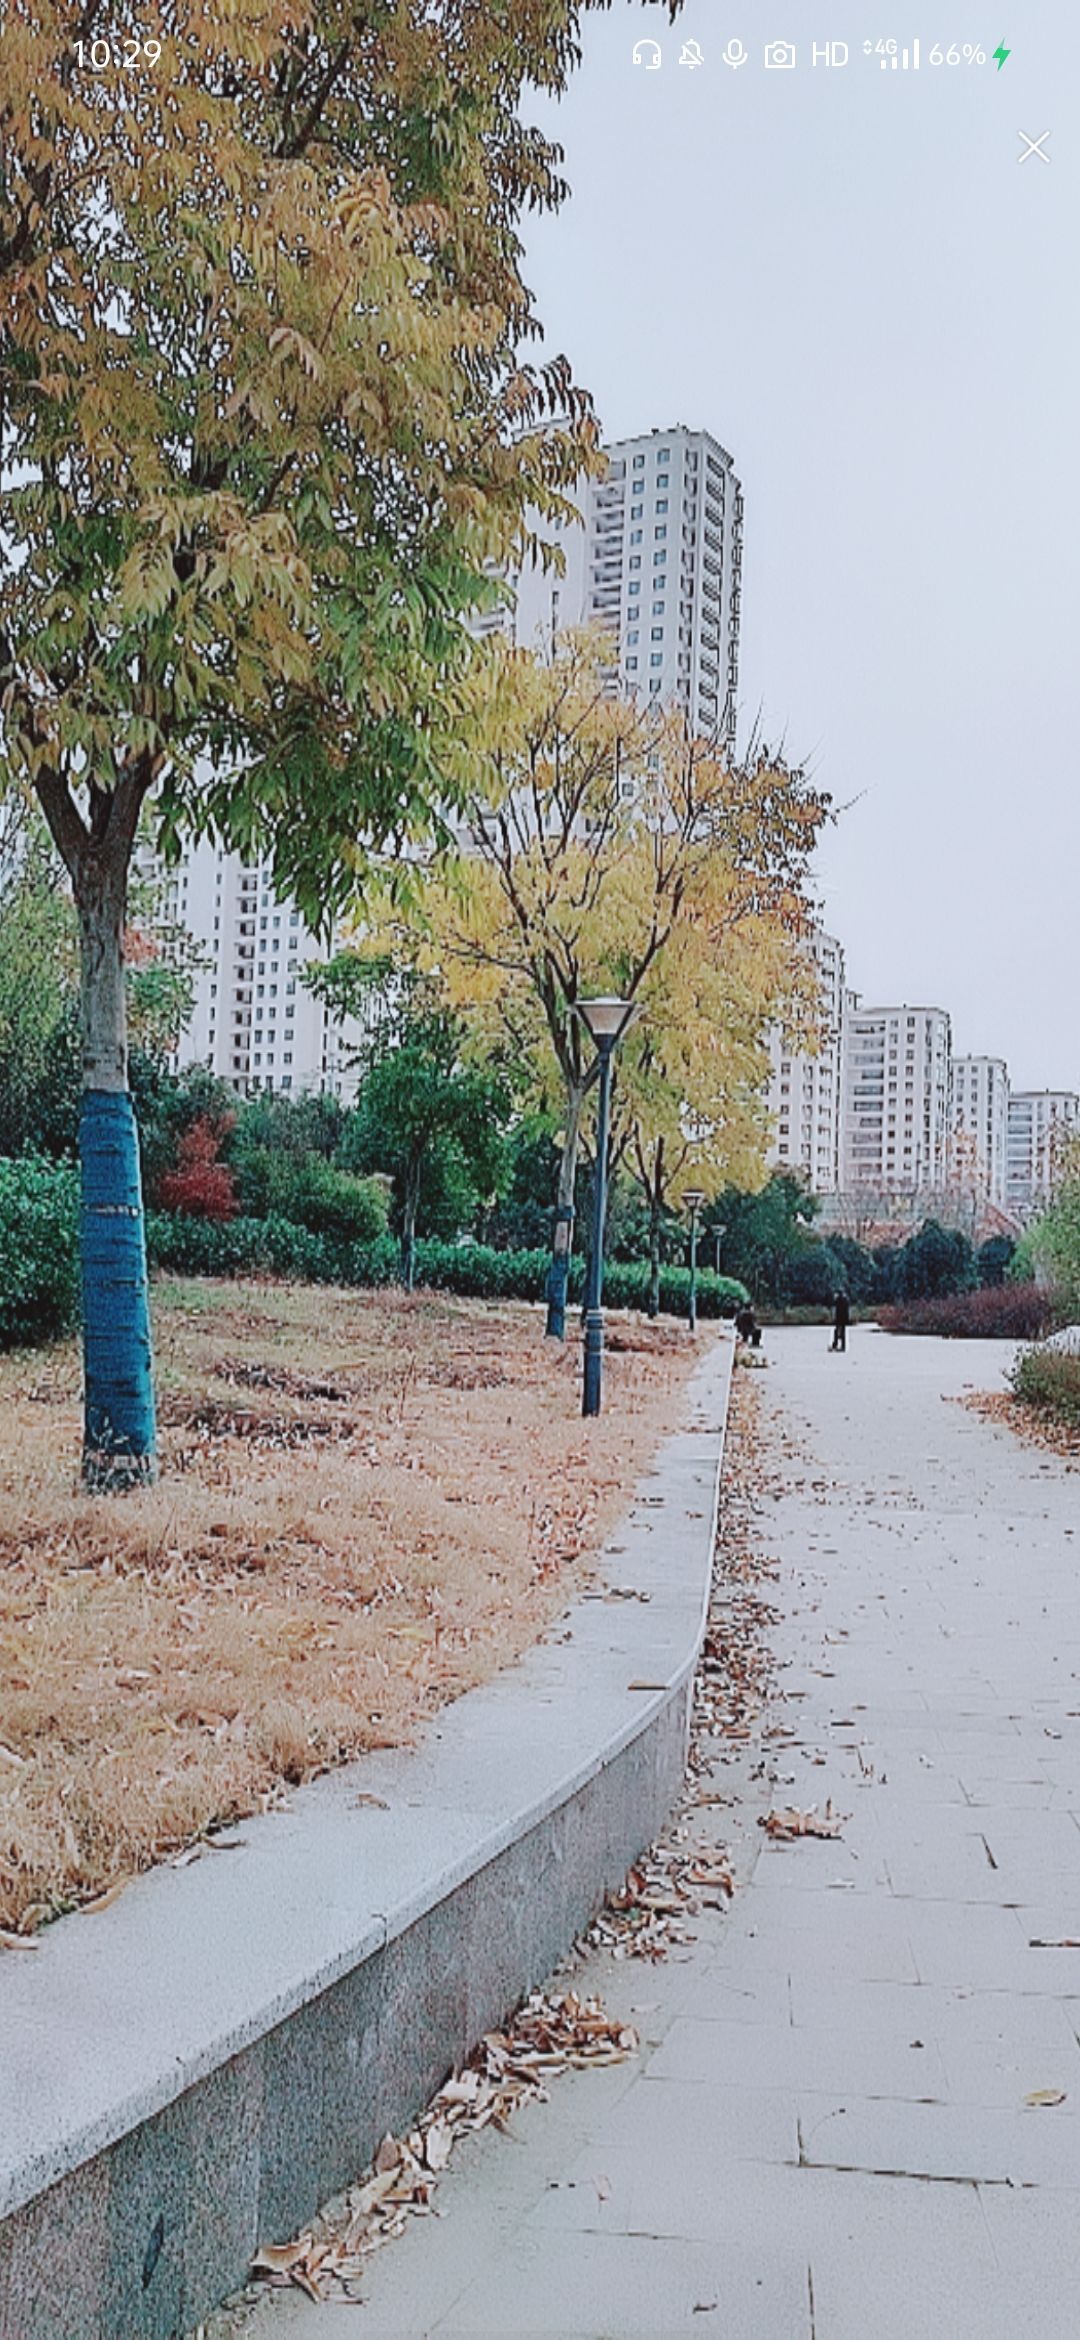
[764,39,796,66]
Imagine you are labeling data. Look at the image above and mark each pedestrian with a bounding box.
[735,1303,762,1350]
[830,1289,850,1353]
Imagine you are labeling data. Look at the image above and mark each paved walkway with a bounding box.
[239,1327,1080,2339]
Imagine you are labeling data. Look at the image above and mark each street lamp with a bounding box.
[683,1189,706,1333]
[575,996,641,1418]
[712,1221,727,1276]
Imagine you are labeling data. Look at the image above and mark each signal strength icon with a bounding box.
[882,38,920,68]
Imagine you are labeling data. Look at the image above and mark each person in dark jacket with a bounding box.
[830,1289,851,1352]
[735,1304,762,1349]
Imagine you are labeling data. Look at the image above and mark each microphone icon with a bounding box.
[722,37,748,67]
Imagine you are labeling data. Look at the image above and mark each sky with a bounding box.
[519,0,1080,1088]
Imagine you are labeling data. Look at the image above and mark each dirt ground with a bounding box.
[0,1278,708,1938]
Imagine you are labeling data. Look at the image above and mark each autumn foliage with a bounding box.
[156,1117,237,1224]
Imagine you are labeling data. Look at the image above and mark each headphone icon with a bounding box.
[632,38,662,68]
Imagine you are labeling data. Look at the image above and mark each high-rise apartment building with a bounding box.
[508,426,743,742]
[951,1055,1009,1209]
[1006,1091,1080,1220]
[841,1005,952,1198]
[766,931,847,1193]
[158,840,364,1099]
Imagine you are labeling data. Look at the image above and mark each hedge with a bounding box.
[146,1213,748,1316]
[0,1156,81,1348]
[1011,1345,1080,1434]
[877,1283,1064,1340]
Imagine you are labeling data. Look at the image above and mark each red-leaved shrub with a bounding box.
[156,1116,237,1223]
[877,1283,1064,1340]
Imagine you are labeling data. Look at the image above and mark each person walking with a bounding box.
[735,1303,762,1350]
[830,1289,851,1353]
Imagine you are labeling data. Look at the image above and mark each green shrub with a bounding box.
[1011,1345,1080,1432]
[601,1261,747,1318]
[0,1156,81,1346]
[232,1144,388,1243]
[145,1216,748,1318]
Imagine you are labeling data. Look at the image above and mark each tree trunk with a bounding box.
[75,860,157,1489]
[400,1162,420,1291]
[545,1082,585,1340]
[648,1199,662,1319]
[646,1139,665,1319]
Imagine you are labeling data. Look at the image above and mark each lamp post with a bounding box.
[576,996,641,1418]
[683,1189,706,1333]
[712,1221,726,1276]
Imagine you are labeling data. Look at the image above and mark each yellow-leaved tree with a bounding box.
[1,0,607,1480]
[338,633,831,1331]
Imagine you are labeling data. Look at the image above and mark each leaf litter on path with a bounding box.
[210,1373,785,2325]
[247,1990,638,2307]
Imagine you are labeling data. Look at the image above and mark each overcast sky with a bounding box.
[521,0,1079,1088]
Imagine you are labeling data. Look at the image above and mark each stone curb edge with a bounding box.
[0,1334,735,2340]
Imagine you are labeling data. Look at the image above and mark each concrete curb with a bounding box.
[0,1335,734,2340]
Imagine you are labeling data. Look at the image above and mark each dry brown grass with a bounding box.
[0,1278,706,1936]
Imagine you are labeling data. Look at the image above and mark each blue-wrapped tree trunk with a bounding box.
[80,1092,156,1487]
[74,831,157,1489]
[544,1085,585,1340]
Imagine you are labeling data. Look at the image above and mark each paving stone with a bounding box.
[236,1330,1080,2340]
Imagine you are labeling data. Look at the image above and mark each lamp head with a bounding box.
[574,995,641,1046]
[683,1189,707,1213]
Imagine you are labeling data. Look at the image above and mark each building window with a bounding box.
[633,453,645,468]
[626,657,639,671]
[651,626,663,641]
[630,530,642,545]
[631,504,643,520]
[630,556,641,571]
[627,629,639,646]
[654,525,667,540]
[656,498,668,514]
[652,599,665,615]
[650,652,662,667]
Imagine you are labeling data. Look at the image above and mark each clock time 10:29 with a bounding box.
[74,35,162,68]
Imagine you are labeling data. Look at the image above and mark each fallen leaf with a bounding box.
[424,2120,453,2172]
[1025,2088,1067,2107]
[760,1801,844,1842]
[252,2240,311,2275]
[0,1928,39,1952]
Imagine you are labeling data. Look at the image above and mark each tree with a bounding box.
[1,0,598,1480]
[323,959,512,1284]
[706,1172,820,1305]
[977,1234,1016,1288]
[157,1116,238,1223]
[611,912,810,1317]
[1028,1136,1080,1311]
[383,634,830,1335]
[897,1218,976,1301]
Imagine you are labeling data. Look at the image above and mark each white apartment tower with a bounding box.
[1006,1091,1080,1220]
[842,1005,952,1198]
[510,426,743,742]
[159,840,364,1099]
[766,931,847,1193]
[951,1055,1009,1209]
